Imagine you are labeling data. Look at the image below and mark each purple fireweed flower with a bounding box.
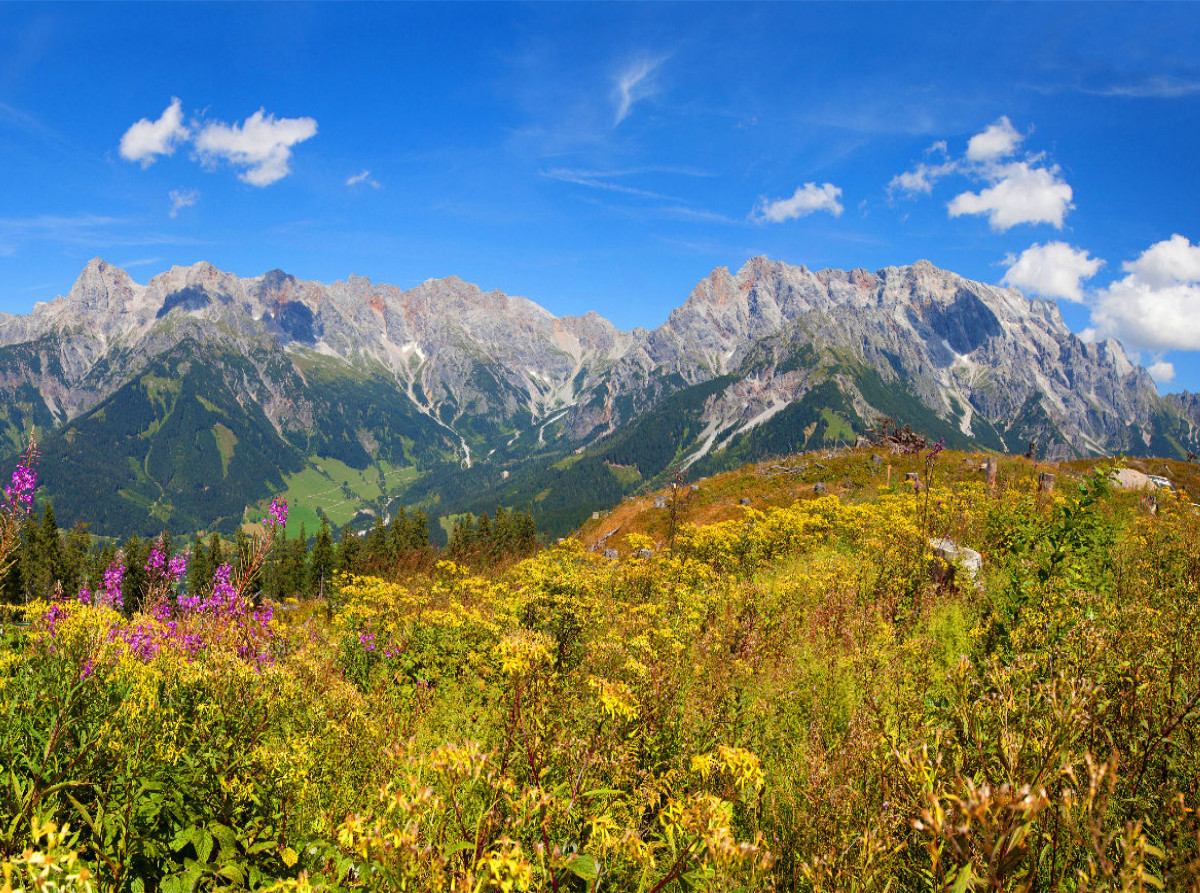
[359,631,376,652]
[926,439,945,461]
[80,658,94,681]
[42,603,67,635]
[99,559,124,610]
[5,464,36,512]
[145,546,166,576]
[77,588,92,606]
[168,552,188,582]
[264,498,288,530]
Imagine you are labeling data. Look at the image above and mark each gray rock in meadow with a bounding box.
[929,537,983,586]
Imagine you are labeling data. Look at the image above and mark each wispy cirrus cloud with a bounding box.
[116,257,164,269]
[346,170,381,189]
[1084,76,1200,99]
[168,188,199,218]
[612,56,666,125]
[0,212,208,258]
[542,168,675,200]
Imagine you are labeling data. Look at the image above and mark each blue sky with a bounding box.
[3,2,1200,392]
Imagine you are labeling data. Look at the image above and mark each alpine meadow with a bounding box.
[3,3,1200,892]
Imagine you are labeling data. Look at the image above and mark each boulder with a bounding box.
[929,537,982,587]
[1110,468,1156,491]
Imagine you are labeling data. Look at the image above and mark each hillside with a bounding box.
[3,443,1199,889]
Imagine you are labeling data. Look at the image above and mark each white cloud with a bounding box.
[1119,232,1200,288]
[754,182,843,223]
[1147,360,1176,384]
[1089,235,1200,351]
[168,188,199,218]
[119,98,190,167]
[346,170,381,189]
[1001,241,1104,303]
[888,160,958,197]
[966,116,1024,162]
[1089,77,1200,99]
[613,58,663,125]
[543,168,673,200]
[948,161,1073,231]
[887,117,1076,231]
[193,109,317,187]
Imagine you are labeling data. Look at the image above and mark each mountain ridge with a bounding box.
[1,255,1195,537]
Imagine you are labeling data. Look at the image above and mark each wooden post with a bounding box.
[886,464,892,487]
[1038,472,1055,494]
[985,457,998,491]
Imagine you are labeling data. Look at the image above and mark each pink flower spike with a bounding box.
[265,498,288,530]
[168,552,188,582]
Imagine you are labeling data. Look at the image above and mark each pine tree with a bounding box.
[364,516,387,569]
[336,523,361,573]
[310,516,335,598]
[187,532,208,596]
[122,535,148,614]
[409,510,429,551]
[63,520,92,597]
[387,506,409,562]
[206,532,224,572]
[36,503,65,599]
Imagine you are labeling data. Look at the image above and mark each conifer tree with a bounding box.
[409,510,429,551]
[187,532,208,596]
[63,520,92,596]
[336,522,361,573]
[35,503,65,599]
[310,515,335,597]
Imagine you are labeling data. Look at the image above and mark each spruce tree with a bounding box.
[409,510,429,551]
[310,515,335,597]
[336,523,361,574]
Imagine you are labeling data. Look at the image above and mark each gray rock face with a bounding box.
[0,254,1191,479]
[589,257,1174,464]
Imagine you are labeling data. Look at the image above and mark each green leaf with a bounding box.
[281,847,299,868]
[170,826,196,853]
[444,840,475,857]
[196,830,214,864]
[566,853,600,882]
[950,866,977,893]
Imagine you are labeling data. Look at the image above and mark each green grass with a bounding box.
[821,408,855,443]
[275,457,424,535]
[606,461,642,487]
[212,423,237,477]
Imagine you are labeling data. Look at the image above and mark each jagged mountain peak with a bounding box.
[64,257,140,312]
[0,253,1193,539]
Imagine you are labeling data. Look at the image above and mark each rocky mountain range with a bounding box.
[1,255,1196,538]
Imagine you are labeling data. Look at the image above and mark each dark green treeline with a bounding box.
[1,503,539,608]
